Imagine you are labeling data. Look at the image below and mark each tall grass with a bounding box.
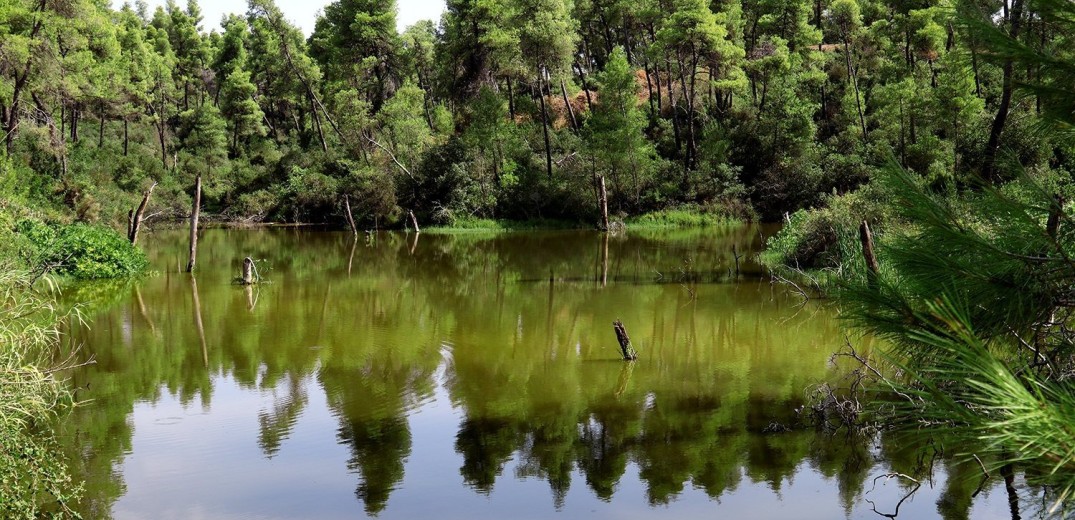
[624,208,739,228]
[0,271,82,518]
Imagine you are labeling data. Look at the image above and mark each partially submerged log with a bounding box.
[612,319,637,361]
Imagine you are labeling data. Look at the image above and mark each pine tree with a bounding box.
[585,47,655,208]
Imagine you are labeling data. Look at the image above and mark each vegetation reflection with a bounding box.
[59,228,1009,518]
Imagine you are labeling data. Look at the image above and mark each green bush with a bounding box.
[761,184,887,272]
[15,220,148,279]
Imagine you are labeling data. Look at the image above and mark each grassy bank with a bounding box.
[422,207,742,233]
[624,208,741,229]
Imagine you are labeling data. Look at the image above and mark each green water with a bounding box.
[58,227,1022,519]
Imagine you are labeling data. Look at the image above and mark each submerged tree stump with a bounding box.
[613,319,638,361]
[240,257,257,285]
[186,175,202,273]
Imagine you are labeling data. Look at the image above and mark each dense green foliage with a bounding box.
[4,0,1071,230]
[16,219,148,279]
[4,0,1075,511]
[835,168,1075,506]
[763,0,1075,505]
[0,164,143,520]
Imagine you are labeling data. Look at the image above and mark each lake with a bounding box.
[58,226,1028,519]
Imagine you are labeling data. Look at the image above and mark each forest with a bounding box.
[4,0,1075,516]
[0,0,1065,229]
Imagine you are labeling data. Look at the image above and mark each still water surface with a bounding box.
[60,227,1026,519]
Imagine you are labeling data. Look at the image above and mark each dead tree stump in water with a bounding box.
[408,210,420,233]
[613,319,637,361]
[186,175,202,273]
[240,257,257,285]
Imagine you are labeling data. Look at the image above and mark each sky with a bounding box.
[112,0,447,34]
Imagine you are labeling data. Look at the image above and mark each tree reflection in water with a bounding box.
[57,228,1034,519]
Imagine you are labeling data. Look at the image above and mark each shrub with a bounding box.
[761,184,887,272]
[15,220,148,279]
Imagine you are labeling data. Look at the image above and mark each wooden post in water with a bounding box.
[408,210,420,233]
[186,175,202,273]
[344,194,358,235]
[129,181,157,245]
[859,220,879,275]
[612,319,637,361]
[597,175,609,231]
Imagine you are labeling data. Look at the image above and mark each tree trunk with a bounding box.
[845,39,868,140]
[538,77,553,179]
[157,116,168,168]
[408,210,420,233]
[186,175,202,273]
[344,194,358,235]
[1047,195,1064,239]
[575,62,594,112]
[643,61,656,116]
[129,181,157,245]
[560,77,578,131]
[3,5,44,154]
[983,0,1025,182]
[859,220,879,275]
[597,174,609,231]
[70,103,79,142]
[309,94,329,153]
[506,77,516,121]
